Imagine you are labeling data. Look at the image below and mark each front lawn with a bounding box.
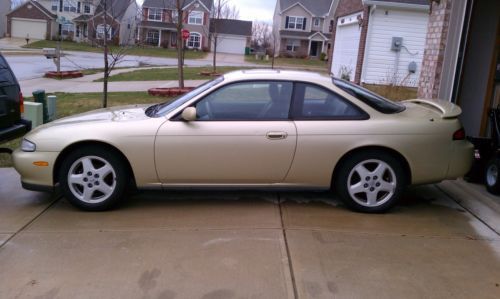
[99,66,248,82]
[245,55,329,69]
[363,84,418,101]
[0,92,171,168]
[24,40,208,60]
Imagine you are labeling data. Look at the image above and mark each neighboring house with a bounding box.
[138,0,213,50]
[6,0,57,40]
[418,0,499,137]
[209,19,252,55]
[6,0,138,45]
[329,0,429,86]
[0,0,10,37]
[273,0,339,58]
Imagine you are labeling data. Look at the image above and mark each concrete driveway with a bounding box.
[0,167,499,299]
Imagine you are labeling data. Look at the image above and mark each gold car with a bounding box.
[13,70,473,212]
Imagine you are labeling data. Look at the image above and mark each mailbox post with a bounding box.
[43,44,61,73]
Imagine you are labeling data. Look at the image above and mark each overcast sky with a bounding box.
[136,0,276,23]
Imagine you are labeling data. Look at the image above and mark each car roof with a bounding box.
[223,69,332,84]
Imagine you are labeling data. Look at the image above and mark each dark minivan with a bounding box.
[0,53,31,145]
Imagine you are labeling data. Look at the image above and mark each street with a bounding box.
[1,168,499,299]
[4,51,249,81]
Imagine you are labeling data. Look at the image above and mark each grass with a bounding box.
[0,92,170,168]
[245,55,329,69]
[99,66,248,82]
[363,84,418,101]
[24,40,208,60]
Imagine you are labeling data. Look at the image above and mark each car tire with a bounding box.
[485,157,500,195]
[334,151,406,213]
[59,146,129,211]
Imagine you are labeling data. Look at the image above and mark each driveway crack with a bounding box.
[278,194,299,299]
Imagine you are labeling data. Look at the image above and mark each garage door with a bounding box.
[11,18,47,40]
[214,35,247,55]
[331,22,361,82]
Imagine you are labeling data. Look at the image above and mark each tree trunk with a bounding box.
[102,1,108,108]
[213,36,217,73]
[176,1,184,89]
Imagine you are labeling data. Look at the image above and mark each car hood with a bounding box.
[42,105,152,128]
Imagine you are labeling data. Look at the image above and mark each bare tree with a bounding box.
[175,0,185,88]
[211,1,240,20]
[86,0,140,107]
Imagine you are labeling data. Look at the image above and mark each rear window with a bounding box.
[332,78,405,114]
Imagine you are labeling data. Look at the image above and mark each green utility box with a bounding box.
[245,47,250,55]
[24,102,43,128]
[32,90,49,124]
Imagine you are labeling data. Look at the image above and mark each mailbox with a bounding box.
[43,48,57,59]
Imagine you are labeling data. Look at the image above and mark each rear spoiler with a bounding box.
[403,99,462,119]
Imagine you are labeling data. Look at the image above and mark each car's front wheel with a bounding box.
[335,151,405,213]
[59,146,129,211]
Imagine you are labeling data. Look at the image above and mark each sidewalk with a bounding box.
[18,65,210,94]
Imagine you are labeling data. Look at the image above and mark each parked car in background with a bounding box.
[0,53,31,147]
[13,70,473,213]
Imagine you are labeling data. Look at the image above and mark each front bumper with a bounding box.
[12,149,59,189]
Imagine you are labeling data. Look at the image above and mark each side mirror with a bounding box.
[181,107,197,121]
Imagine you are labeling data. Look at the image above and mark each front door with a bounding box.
[310,41,319,57]
[155,81,297,185]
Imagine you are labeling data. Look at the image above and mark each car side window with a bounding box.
[293,83,367,120]
[0,56,15,84]
[195,81,293,121]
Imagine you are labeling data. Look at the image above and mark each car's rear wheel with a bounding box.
[335,151,405,213]
[485,157,500,195]
[59,146,129,211]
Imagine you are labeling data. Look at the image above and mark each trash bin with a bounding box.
[245,47,250,55]
[32,90,48,124]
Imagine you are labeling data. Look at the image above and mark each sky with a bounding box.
[136,0,276,23]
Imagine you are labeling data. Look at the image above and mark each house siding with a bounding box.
[362,8,429,86]
[0,0,10,37]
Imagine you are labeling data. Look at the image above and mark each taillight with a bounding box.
[20,92,24,114]
[453,128,466,140]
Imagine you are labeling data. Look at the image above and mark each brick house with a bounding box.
[272,0,338,58]
[138,0,213,50]
[328,0,429,85]
[6,0,138,45]
[418,0,499,137]
[6,0,57,40]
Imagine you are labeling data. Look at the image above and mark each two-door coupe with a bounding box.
[13,70,473,212]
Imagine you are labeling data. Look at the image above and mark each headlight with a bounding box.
[21,139,36,152]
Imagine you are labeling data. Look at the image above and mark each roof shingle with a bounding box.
[210,19,252,36]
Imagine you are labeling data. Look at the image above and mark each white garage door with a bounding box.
[11,18,47,40]
[331,22,361,82]
[214,35,246,55]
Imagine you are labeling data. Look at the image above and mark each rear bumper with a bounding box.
[0,119,32,143]
[447,140,474,179]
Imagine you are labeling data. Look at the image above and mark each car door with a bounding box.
[155,80,297,185]
[285,82,370,187]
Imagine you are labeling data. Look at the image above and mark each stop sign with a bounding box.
[182,29,190,40]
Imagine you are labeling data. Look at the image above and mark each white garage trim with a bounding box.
[213,34,247,55]
[331,12,363,82]
[11,17,47,40]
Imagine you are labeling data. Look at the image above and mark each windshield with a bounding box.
[148,76,224,117]
[332,78,405,114]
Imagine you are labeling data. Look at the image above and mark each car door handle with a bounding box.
[266,132,288,140]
